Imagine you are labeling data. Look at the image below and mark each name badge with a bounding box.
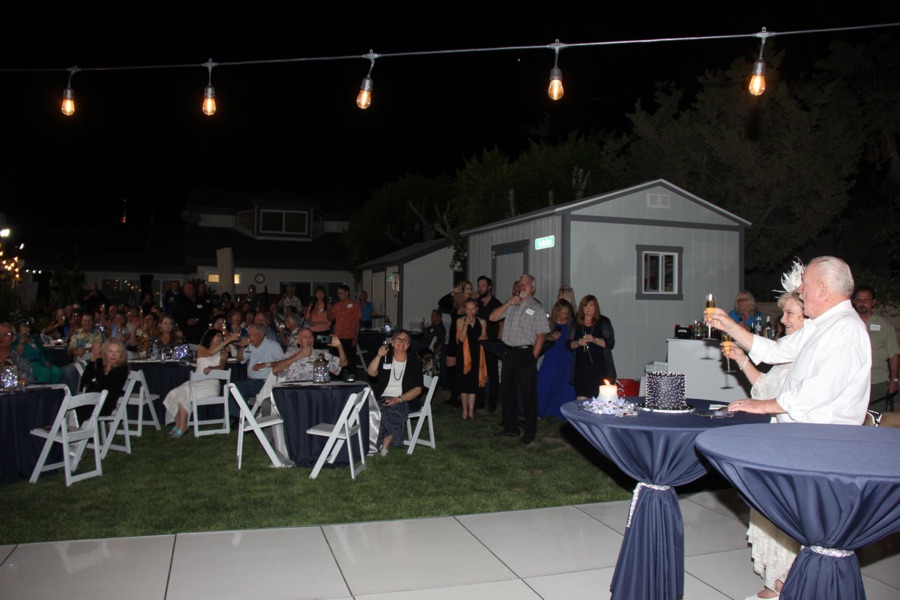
[870,323,882,332]
[525,308,535,316]
[196,304,203,309]
[383,362,392,370]
[347,303,353,308]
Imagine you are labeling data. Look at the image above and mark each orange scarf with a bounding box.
[462,335,488,388]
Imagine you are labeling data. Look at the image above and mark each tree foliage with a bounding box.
[604,54,866,276]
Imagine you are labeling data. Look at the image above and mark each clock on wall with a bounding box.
[254,273,265,283]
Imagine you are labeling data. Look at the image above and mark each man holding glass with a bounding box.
[490,274,549,445]
[707,256,870,424]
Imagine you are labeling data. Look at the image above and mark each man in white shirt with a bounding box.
[231,323,285,419]
[708,256,871,424]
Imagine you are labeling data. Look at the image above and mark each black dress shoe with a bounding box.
[519,435,534,446]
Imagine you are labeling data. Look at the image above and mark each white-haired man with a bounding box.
[708,256,871,424]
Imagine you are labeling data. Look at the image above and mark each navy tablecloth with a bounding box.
[273,383,370,468]
[0,387,67,483]
[561,398,770,600]
[696,423,900,600]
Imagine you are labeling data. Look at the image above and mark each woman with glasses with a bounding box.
[729,290,765,332]
[367,329,423,457]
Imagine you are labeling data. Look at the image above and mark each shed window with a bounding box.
[636,245,683,300]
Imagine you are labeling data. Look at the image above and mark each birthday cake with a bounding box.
[644,372,689,411]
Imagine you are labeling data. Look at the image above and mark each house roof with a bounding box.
[460,179,752,235]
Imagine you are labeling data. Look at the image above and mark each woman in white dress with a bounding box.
[164,328,239,438]
[723,287,806,600]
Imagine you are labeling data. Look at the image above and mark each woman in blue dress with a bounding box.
[537,299,575,419]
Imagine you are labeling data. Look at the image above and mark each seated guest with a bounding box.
[78,338,129,422]
[227,309,248,338]
[14,318,61,384]
[366,329,423,457]
[148,315,183,358]
[272,327,347,381]
[231,323,285,418]
[130,312,160,356]
[0,321,33,385]
[729,290,765,332]
[163,328,238,438]
[253,311,281,343]
[42,308,67,339]
[279,313,302,352]
[61,313,105,394]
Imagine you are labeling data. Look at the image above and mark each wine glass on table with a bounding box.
[703,293,716,339]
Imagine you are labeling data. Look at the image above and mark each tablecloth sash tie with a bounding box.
[627,482,670,528]
[805,545,854,558]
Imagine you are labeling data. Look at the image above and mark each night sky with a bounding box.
[1,5,898,238]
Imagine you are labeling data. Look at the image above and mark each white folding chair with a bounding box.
[306,388,370,480]
[405,374,438,454]
[356,344,368,370]
[124,370,161,435]
[30,391,107,486]
[96,379,134,459]
[228,383,286,469]
[188,369,232,437]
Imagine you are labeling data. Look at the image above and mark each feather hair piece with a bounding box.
[777,258,805,294]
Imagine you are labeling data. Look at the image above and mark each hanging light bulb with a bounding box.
[547,40,565,101]
[748,28,770,96]
[356,50,378,109]
[202,59,217,116]
[60,66,79,116]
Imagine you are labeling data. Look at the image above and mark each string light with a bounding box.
[748,28,770,96]
[0,22,895,116]
[202,58,217,116]
[356,50,377,109]
[61,66,79,116]
[548,40,565,101]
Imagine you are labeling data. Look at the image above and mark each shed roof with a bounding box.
[461,179,751,235]
[358,238,450,271]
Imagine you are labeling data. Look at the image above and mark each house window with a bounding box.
[259,209,309,235]
[636,245,683,300]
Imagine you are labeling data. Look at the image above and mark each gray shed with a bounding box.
[461,179,751,380]
[359,239,455,331]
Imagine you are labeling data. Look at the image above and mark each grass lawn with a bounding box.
[0,384,727,545]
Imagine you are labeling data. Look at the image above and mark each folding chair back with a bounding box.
[97,377,135,458]
[405,374,438,454]
[125,369,161,435]
[307,387,370,480]
[30,390,107,486]
[228,383,286,469]
[356,344,368,371]
[188,369,232,436]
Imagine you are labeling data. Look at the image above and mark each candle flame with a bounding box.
[603,379,611,385]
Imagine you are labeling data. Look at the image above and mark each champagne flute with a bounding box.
[721,333,735,373]
[704,293,716,339]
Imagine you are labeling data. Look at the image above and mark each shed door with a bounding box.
[492,240,528,298]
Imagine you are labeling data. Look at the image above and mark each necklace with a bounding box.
[391,359,406,381]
